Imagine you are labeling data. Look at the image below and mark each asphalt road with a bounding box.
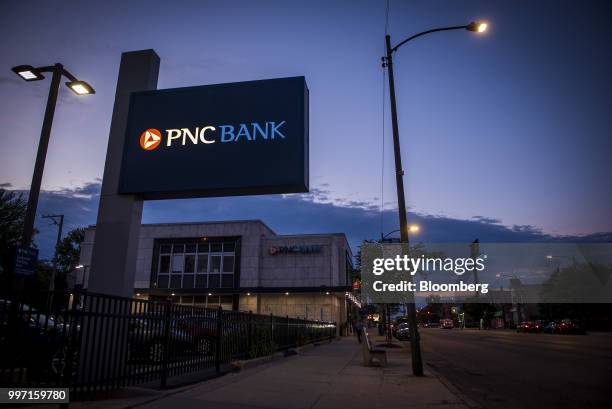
[418,328,612,409]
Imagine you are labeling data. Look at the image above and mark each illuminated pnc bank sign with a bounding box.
[119,76,308,199]
[139,121,287,151]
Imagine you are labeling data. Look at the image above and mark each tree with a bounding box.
[0,189,28,274]
[462,298,498,327]
[52,227,85,288]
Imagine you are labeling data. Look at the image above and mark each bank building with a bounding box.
[77,220,357,331]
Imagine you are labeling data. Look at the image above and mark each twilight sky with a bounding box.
[1,0,611,258]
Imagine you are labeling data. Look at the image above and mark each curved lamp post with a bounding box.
[381,21,488,376]
[380,224,420,242]
[11,64,94,247]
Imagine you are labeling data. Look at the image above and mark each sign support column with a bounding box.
[88,50,160,297]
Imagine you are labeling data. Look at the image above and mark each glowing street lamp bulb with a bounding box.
[467,21,489,33]
[408,224,420,233]
[19,70,37,80]
[546,255,553,259]
[72,84,89,94]
[12,65,44,81]
[66,80,95,95]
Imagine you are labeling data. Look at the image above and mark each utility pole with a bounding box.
[471,239,480,297]
[42,214,64,291]
[11,62,94,247]
[380,21,488,375]
[21,66,62,247]
[383,34,424,376]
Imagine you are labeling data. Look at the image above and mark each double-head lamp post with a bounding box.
[382,21,488,376]
[11,64,94,247]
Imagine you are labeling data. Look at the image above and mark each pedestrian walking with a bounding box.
[354,320,364,343]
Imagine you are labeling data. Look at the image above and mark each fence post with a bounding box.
[215,306,222,373]
[247,311,252,356]
[270,313,274,349]
[160,299,171,389]
[285,315,289,349]
[60,291,77,409]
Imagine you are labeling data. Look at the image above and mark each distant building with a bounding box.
[77,220,356,330]
[487,278,544,324]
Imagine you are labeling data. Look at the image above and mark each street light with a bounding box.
[66,80,95,96]
[466,21,488,33]
[546,254,576,263]
[380,224,420,242]
[12,65,45,81]
[11,63,94,247]
[382,20,489,376]
[74,264,88,288]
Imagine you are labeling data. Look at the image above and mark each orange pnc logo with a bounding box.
[140,129,162,151]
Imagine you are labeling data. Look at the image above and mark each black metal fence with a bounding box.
[0,290,336,398]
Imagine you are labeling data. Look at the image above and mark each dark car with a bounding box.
[127,317,196,363]
[0,300,78,379]
[532,320,546,332]
[391,317,410,338]
[516,321,539,333]
[395,323,411,341]
[176,316,217,354]
[556,319,586,335]
[542,321,557,334]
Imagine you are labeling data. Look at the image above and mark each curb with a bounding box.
[425,362,483,409]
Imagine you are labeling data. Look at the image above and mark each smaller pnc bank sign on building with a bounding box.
[119,76,308,199]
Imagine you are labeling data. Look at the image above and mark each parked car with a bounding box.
[127,317,204,363]
[542,321,557,334]
[176,316,217,354]
[440,319,454,329]
[391,317,410,338]
[532,320,547,332]
[0,300,78,379]
[516,321,539,333]
[395,323,411,341]
[556,319,586,335]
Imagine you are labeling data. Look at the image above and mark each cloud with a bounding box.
[11,181,611,260]
[472,216,502,225]
[0,182,12,188]
[0,76,21,85]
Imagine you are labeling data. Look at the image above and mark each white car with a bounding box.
[441,319,454,329]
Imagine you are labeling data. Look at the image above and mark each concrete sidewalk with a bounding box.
[65,335,470,409]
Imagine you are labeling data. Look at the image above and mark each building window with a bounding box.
[153,237,238,290]
[210,255,221,273]
[171,254,184,273]
[159,255,170,273]
[179,295,232,310]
